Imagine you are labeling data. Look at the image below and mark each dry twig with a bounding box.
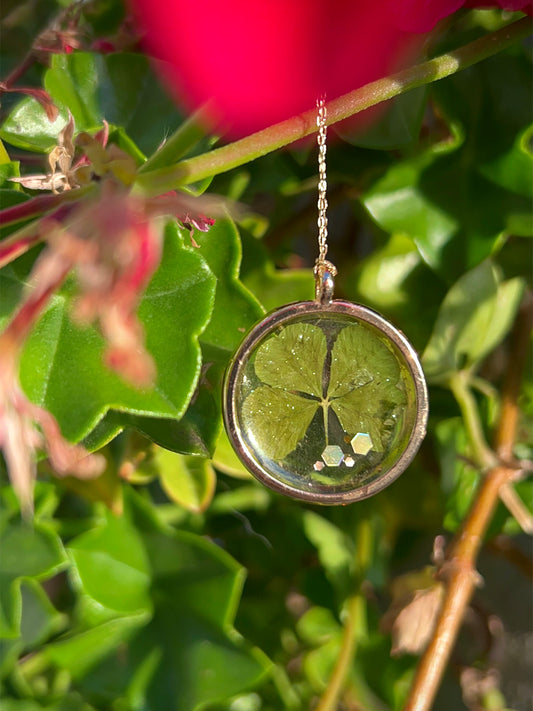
[404,296,533,711]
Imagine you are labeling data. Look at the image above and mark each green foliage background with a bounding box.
[0,2,531,710]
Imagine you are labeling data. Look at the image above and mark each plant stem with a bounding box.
[323,401,329,447]
[315,594,364,711]
[316,518,372,710]
[404,296,533,711]
[0,185,94,228]
[135,17,531,196]
[0,186,96,269]
[449,370,497,470]
[498,482,533,534]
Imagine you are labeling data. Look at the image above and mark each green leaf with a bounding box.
[68,510,151,615]
[113,218,261,457]
[328,324,401,399]
[435,418,481,533]
[239,230,315,312]
[337,87,428,150]
[195,219,263,354]
[209,486,271,515]
[296,606,341,646]
[302,637,342,692]
[0,160,20,188]
[254,323,326,397]
[328,326,405,452]
[0,697,97,711]
[242,386,320,460]
[39,491,269,707]
[0,702,45,711]
[0,139,10,163]
[0,53,183,156]
[19,579,65,649]
[363,49,533,276]
[349,233,446,352]
[139,112,208,174]
[212,428,253,480]
[113,220,263,458]
[44,613,149,680]
[156,449,216,513]
[85,368,223,457]
[422,261,524,381]
[119,383,221,457]
[0,580,64,681]
[0,267,26,328]
[0,638,20,680]
[17,222,216,443]
[0,520,67,638]
[302,512,352,594]
[96,54,183,157]
[75,497,269,709]
[479,124,533,199]
[363,150,460,274]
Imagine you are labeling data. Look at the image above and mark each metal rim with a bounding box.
[223,300,429,505]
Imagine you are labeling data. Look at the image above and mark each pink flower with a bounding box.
[0,256,105,517]
[128,0,424,137]
[128,0,530,137]
[0,118,220,512]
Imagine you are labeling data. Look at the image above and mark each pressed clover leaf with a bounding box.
[329,325,406,452]
[244,387,320,460]
[242,322,406,463]
[254,323,326,397]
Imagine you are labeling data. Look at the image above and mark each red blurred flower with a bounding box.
[129,0,424,137]
[128,0,531,137]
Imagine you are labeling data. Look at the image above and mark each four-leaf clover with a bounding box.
[243,322,406,462]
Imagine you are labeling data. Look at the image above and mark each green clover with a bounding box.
[242,322,406,461]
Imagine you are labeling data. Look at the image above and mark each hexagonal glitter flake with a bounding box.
[321,445,344,467]
[351,432,373,456]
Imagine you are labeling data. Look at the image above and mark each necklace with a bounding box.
[223,99,428,505]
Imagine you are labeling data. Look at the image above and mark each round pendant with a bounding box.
[223,300,428,505]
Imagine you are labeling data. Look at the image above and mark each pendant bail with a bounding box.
[314,258,337,305]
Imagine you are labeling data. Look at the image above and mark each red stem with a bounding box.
[1,53,36,89]
[0,194,67,228]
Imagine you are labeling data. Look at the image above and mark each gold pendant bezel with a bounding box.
[223,299,428,505]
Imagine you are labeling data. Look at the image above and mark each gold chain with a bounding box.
[314,97,336,302]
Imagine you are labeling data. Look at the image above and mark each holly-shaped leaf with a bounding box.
[67,509,152,616]
[0,53,182,157]
[422,260,524,382]
[0,579,65,681]
[63,491,270,710]
[110,218,263,457]
[17,222,216,444]
[195,219,264,355]
[363,48,533,277]
[0,520,67,638]
[243,322,406,461]
[156,449,216,513]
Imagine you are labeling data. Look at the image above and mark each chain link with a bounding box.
[314,97,336,302]
[316,97,328,265]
